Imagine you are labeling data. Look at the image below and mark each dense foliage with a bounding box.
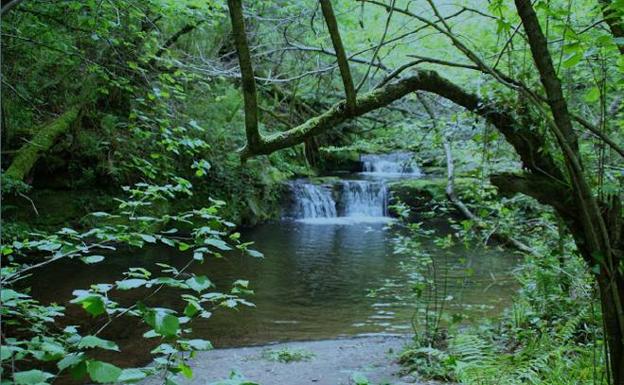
[2,0,623,384]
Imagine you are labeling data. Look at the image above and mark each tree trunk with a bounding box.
[597,268,624,383]
[4,106,81,181]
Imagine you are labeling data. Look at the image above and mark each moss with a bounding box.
[5,107,80,181]
[421,166,447,176]
[306,176,342,185]
[388,177,475,210]
[319,149,361,172]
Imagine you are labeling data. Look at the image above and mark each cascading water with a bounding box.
[339,180,387,217]
[288,182,337,219]
[360,152,422,177]
[288,152,421,223]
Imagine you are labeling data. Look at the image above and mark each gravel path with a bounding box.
[142,335,432,385]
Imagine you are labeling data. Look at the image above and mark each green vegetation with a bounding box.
[260,348,315,363]
[1,0,623,384]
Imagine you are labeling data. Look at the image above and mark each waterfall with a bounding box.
[287,152,421,223]
[360,153,422,177]
[288,180,388,223]
[339,180,387,217]
[288,182,337,219]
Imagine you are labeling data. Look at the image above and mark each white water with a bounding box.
[288,153,421,224]
[360,153,422,177]
[340,180,387,217]
[289,182,337,219]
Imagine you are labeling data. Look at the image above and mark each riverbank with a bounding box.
[142,335,441,385]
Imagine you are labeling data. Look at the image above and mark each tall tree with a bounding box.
[226,1,624,382]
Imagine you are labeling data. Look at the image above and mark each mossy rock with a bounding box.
[318,149,362,172]
[421,166,447,176]
[306,176,342,185]
[387,177,475,210]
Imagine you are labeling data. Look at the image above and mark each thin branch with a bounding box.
[356,0,395,91]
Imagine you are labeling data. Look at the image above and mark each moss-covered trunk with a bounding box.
[4,106,81,181]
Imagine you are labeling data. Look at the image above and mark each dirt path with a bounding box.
[143,335,431,385]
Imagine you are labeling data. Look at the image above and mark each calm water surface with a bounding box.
[30,219,519,351]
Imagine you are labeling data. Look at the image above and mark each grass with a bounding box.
[260,347,315,363]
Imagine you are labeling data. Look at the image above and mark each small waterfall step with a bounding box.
[338,180,387,218]
[360,153,422,177]
[286,152,422,224]
[288,182,337,219]
[286,179,388,223]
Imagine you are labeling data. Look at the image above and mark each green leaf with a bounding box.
[57,353,85,371]
[14,370,54,385]
[1,345,19,361]
[118,368,148,383]
[584,87,600,103]
[81,255,105,264]
[179,363,193,379]
[78,336,119,351]
[193,251,204,261]
[71,292,106,317]
[139,234,156,243]
[204,238,231,250]
[87,361,122,383]
[185,276,213,292]
[247,249,263,258]
[562,52,582,68]
[178,242,191,251]
[1,289,29,302]
[184,301,201,317]
[116,279,147,290]
[145,309,179,337]
[181,339,213,351]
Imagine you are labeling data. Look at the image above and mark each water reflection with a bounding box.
[27,219,519,352]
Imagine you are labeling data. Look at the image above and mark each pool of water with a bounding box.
[28,218,519,354]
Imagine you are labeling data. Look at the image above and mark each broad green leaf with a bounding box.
[145,309,179,337]
[78,336,119,351]
[139,234,156,243]
[81,255,105,264]
[58,353,85,371]
[181,339,213,351]
[71,293,106,317]
[116,279,147,290]
[179,363,193,379]
[562,52,582,68]
[185,276,213,292]
[204,238,231,250]
[193,251,204,261]
[87,360,122,383]
[584,87,600,103]
[118,368,148,383]
[1,289,28,302]
[14,370,54,385]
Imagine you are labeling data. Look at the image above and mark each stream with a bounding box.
[29,153,519,364]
